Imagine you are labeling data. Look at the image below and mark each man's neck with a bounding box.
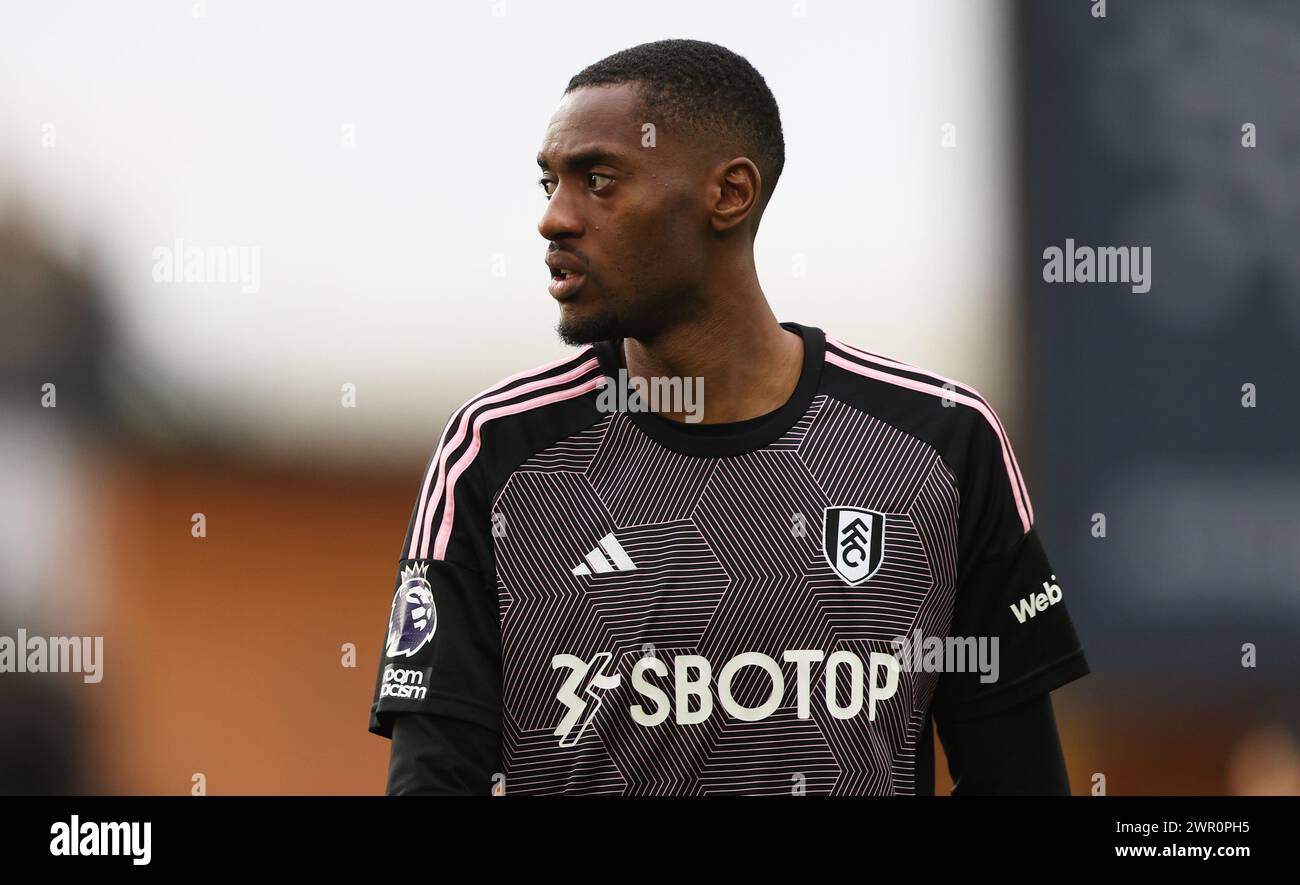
[621,298,804,425]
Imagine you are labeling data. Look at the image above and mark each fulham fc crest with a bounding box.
[822,507,886,586]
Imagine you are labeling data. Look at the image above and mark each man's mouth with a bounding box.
[548,267,586,300]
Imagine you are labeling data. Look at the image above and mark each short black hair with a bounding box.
[566,39,786,223]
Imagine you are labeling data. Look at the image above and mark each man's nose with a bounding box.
[538,184,584,240]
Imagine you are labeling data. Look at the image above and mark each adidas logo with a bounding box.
[571,532,637,576]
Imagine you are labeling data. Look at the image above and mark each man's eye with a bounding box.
[538,174,611,199]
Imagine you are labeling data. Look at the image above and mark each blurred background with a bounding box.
[0,0,1295,794]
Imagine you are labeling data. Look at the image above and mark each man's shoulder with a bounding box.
[822,331,1038,540]
[424,346,606,481]
[819,331,1012,474]
[447,347,604,428]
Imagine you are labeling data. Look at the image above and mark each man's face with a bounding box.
[537,84,710,345]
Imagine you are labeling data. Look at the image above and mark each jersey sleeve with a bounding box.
[934,693,1071,795]
[386,710,501,795]
[932,406,1090,721]
[368,413,502,740]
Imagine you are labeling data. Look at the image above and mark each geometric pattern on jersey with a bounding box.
[490,394,960,795]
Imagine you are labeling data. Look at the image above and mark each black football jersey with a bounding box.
[369,322,1089,795]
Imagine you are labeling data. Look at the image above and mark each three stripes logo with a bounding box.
[822,506,886,586]
[572,532,637,576]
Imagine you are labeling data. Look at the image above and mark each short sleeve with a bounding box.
[933,408,1090,721]
[368,415,502,739]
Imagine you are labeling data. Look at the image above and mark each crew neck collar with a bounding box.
[592,322,825,458]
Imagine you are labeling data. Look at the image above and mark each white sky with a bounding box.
[0,0,1017,462]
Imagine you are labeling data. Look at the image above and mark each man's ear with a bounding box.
[710,157,762,234]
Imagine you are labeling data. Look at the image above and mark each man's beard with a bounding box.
[554,285,704,347]
[555,304,625,347]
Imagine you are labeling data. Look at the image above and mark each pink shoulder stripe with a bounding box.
[424,373,604,560]
[407,349,596,561]
[826,334,1033,526]
[825,350,1033,534]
